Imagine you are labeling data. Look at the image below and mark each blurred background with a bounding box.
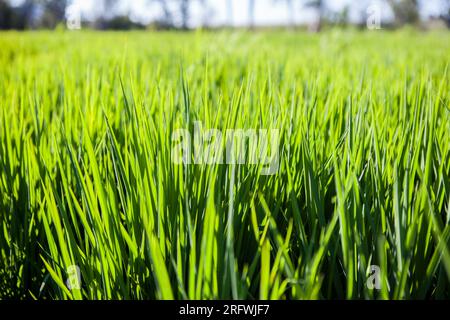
[0,0,449,30]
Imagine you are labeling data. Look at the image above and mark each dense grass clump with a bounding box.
[0,31,449,299]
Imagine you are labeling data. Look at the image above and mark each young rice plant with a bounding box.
[0,30,449,299]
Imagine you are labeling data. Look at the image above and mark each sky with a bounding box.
[11,0,450,27]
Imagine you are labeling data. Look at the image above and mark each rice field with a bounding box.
[0,30,449,300]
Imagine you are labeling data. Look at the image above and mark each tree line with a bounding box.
[0,0,449,30]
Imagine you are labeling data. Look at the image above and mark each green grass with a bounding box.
[0,30,449,300]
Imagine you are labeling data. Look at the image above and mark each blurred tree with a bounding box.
[153,0,175,28]
[98,0,119,19]
[275,0,351,29]
[0,0,13,29]
[439,0,450,27]
[0,0,34,29]
[39,0,68,28]
[151,0,192,29]
[97,15,146,30]
[304,0,326,31]
[180,0,189,29]
[336,5,350,26]
[387,0,419,26]
[0,0,68,29]
[92,0,119,28]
